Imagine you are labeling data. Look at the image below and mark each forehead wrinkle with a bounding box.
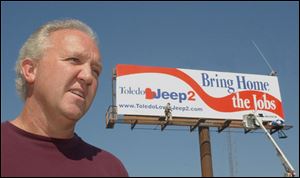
[48,29,102,67]
[70,51,102,70]
[61,47,100,60]
[49,29,99,57]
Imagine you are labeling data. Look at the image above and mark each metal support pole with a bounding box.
[112,68,117,120]
[254,116,295,176]
[199,126,213,177]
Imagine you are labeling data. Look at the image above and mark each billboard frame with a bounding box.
[105,66,294,177]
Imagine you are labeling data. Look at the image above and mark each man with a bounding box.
[164,103,172,121]
[1,19,128,177]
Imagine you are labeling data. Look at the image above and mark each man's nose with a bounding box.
[78,65,93,85]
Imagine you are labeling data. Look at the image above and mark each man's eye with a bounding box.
[68,58,80,63]
[93,69,100,77]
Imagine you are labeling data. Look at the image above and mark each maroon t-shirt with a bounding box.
[1,121,128,177]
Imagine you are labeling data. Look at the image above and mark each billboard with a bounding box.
[116,64,284,121]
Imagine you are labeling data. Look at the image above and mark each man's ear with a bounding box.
[21,59,37,83]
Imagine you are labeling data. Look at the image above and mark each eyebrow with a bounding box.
[70,52,102,69]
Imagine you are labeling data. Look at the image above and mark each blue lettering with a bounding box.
[147,88,193,103]
[119,87,145,95]
[170,92,178,100]
[202,73,210,87]
[237,76,247,89]
[162,91,170,99]
[178,93,187,103]
[154,89,161,99]
[201,73,235,93]
[237,76,269,91]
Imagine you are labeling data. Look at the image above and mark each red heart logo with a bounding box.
[145,88,156,99]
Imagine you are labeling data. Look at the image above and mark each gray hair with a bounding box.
[15,19,98,101]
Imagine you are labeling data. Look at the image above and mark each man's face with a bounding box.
[33,29,102,123]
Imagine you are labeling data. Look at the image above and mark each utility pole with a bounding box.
[199,126,213,177]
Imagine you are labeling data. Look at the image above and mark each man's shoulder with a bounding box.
[1,121,9,126]
[75,135,122,162]
[1,121,12,133]
[82,140,119,160]
[75,135,128,176]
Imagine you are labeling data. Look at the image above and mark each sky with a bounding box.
[1,1,299,177]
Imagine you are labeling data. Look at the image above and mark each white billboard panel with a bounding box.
[116,64,284,121]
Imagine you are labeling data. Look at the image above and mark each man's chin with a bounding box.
[65,112,84,122]
[59,102,90,121]
[61,107,85,122]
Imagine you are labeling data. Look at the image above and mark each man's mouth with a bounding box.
[69,89,85,99]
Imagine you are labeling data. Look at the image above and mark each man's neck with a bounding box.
[11,98,75,139]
